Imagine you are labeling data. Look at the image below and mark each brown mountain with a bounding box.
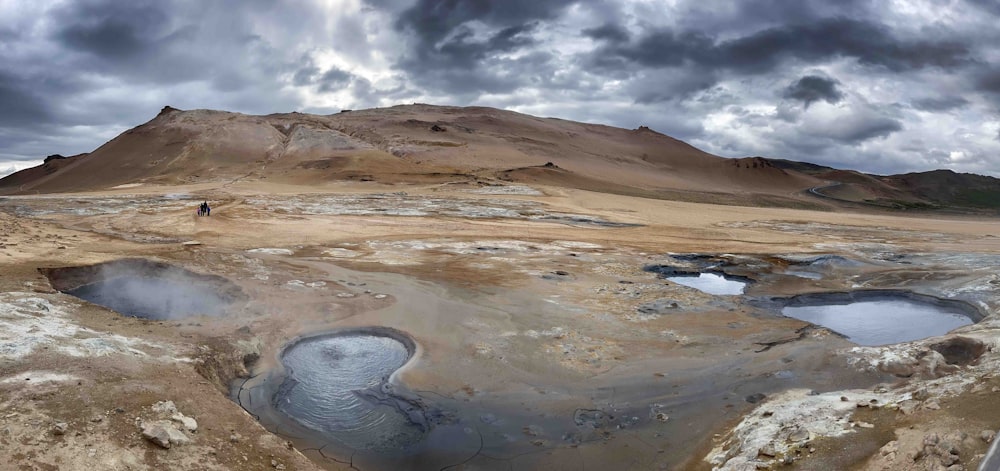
[4,104,997,212]
[0,105,822,207]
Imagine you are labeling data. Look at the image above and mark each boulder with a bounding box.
[141,420,190,449]
[171,413,198,432]
[151,401,178,415]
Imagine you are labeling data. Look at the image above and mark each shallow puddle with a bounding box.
[667,273,747,295]
[782,298,973,346]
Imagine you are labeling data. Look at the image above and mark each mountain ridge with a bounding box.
[2,104,998,212]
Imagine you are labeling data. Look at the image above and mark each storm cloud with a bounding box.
[1,0,999,177]
[783,76,844,108]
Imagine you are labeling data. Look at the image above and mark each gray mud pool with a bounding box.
[65,276,231,320]
[275,333,423,450]
[782,297,974,346]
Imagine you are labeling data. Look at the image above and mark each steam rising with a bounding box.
[62,263,234,320]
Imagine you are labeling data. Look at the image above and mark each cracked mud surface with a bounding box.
[1,182,1000,470]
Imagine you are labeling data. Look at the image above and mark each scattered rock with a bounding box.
[787,428,810,442]
[758,443,777,457]
[141,420,190,449]
[151,400,178,415]
[924,400,942,410]
[981,430,996,443]
[880,358,916,377]
[930,336,987,366]
[429,124,446,132]
[52,422,68,436]
[898,400,919,415]
[171,413,198,432]
[637,299,681,316]
[937,440,959,457]
[745,393,766,404]
[880,440,898,459]
[229,434,240,443]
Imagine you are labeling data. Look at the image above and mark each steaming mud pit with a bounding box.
[3,187,1000,471]
[43,259,245,320]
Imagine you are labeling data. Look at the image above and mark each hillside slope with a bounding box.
[767,159,1000,211]
[0,105,823,207]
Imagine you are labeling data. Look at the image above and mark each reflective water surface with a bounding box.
[782,298,973,346]
[666,273,747,295]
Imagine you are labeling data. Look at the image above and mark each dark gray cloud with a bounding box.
[967,0,1000,15]
[582,23,630,43]
[912,96,970,112]
[822,115,903,143]
[783,76,844,108]
[54,1,169,60]
[317,68,354,92]
[393,0,575,44]
[976,68,1000,94]
[592,18,970,75]
[0,72,54,127]
[386,0,575,94]
[1,0,999,178]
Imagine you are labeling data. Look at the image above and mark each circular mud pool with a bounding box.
[43,259,244,320]
[274,330,424,450]
[781,292,976,346]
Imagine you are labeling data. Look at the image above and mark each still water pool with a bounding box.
[782,298,973,346]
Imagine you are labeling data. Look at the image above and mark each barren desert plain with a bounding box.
[2,105,1000,471]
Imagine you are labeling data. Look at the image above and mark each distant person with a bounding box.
[206,202,211,216]
[198,201,208,217]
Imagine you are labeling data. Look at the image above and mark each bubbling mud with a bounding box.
[274,330,425,450]
[42,259,245,320]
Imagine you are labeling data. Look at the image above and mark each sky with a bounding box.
[1,0,999,177]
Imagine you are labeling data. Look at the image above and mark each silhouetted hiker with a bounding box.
[206,202,211,216]
[198,201,209,216]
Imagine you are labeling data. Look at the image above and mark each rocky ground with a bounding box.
[1,181,999,470]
